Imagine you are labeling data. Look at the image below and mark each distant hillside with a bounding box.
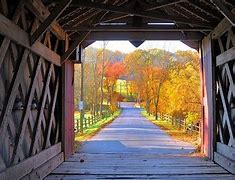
[84,47,126,63]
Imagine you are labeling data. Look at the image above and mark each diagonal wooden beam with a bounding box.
[0,50,30,148]
[30,0,72,45]
[70,0,213,28]
[0,4,21,69]
[11,57,42,164]
[210,0,235,26]
[0,13,61,66]
[44,76,59,148]
[0,0,9,16]
[29,64,53,156]
[144,0,185,11]
[22,0,66,40]
[61,31,90,64]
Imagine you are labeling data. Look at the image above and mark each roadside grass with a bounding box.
[74,110,121,150]
[141,110,201,154]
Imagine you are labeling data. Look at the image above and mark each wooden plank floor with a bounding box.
[46,103,234,179]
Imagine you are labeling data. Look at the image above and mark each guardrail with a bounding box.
[158,114,200,134]
[74,112,112,132]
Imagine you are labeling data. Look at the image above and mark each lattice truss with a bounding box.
[216,27,235,147]
[0,2,62,171]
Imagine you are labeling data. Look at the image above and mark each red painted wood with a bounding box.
[62,61,75,159]
[201,36,214,159]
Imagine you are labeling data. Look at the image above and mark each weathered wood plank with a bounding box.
[201,35,215,159]
[214,152,235,174]
[0,4,21,68]
[52,167,228,175]
[0,143,61,180]
[22,0,66,40]
[216,47,235,66]
[11,59,42,163]
[46,174,235,180]
[217,142,235,161]
[30,0,72,44]
[0,49,30,151]
[211,18,231,39]
[62,61,74,159]
[0,13,61,66]
[44,77,60,148]
[22,152,64,180]
[211,0,235,26]
[29,64,53,155]
[48,106,232,179]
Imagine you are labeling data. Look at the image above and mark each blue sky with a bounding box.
[90,40,195,53]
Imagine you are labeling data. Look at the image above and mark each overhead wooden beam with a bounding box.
[61,32,90,64]
[22,0,66,40]
[145,0,185,11]
[210,0,235,26]
[95,14,129,25]
[30,0,72,44]
[82,31,203,41]
[70,0,213,28]
[67,25,212,32]
[187,0,221,20]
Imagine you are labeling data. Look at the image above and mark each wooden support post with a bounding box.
[62,35,75,159]
[61,32,90,64]
[201,35,215,159]
[30,0,72,44]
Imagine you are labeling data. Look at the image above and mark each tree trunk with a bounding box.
[155,101,158,120]
[99,45,105,117]
[154,82,162,120]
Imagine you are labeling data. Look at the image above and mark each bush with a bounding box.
[185,112,199,126]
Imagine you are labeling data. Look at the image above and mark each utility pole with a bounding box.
[79,61,84,134]
[78,46,85,134]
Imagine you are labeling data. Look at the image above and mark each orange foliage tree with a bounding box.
[124,49,201,124]
[104,62,125,112]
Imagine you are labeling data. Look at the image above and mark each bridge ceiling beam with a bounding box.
[67,0,213,28]
[210,0,235,26]
[30,0,72,44]
[79,31,203,41]
[142,0,185,11]
[66,25,212,32]
[22,0,67,40]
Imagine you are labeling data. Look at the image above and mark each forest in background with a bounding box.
[74,45,201,128]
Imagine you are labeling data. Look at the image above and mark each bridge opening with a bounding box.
[73,40,202,151]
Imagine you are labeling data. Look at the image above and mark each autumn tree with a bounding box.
[104,62,125,112]
[124,49,200,124]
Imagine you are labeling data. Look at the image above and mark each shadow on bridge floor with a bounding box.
[46,102,234,179]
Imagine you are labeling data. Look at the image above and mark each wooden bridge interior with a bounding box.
[0,0,235,179]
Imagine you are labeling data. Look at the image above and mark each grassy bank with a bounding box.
[74,110,121,150]
[141,110,201,152]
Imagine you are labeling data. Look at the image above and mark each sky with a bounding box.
[90,40,195,54]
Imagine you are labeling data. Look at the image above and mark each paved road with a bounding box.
[47,103,233,179]
[78,103,195,154]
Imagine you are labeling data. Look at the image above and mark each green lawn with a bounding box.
[74,110,121,150]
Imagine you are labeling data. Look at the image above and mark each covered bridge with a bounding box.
[0,0,235,179]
